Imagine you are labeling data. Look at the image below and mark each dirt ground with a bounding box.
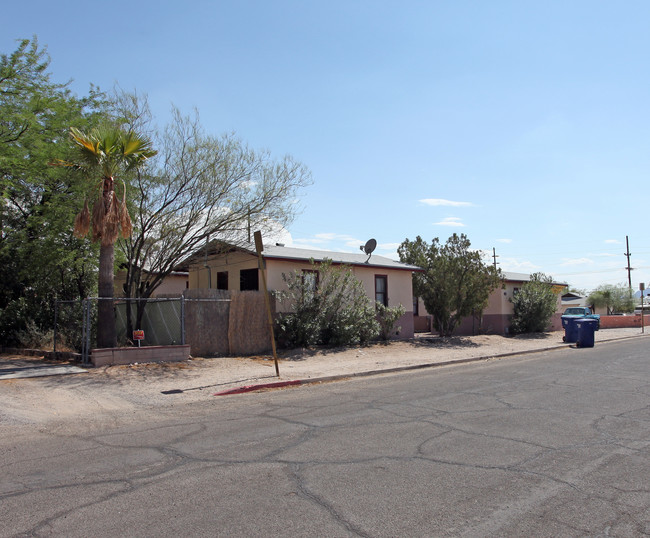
[0,328,645,430]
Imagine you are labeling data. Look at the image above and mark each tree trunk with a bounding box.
[96,242,116,348]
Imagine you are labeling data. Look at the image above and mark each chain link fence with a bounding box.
[54,300,87,353]
[115,298,184,347]
[55,292,268,364]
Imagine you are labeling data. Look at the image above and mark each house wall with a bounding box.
[265,259,415,339]
[114,271,188,297]
[189,254,416,339]
[155,275,189,296]
[421,280,564,336]
[189,251,258,290]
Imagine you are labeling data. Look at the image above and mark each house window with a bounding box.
[240,268,259,291]
[217,271,228,290]
[375,275,388,306]
[513,287,519,296]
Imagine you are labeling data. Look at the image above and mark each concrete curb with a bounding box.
[213,333,647,396]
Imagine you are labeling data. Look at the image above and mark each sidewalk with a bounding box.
[0,328,646,426]
[211,327,647,394]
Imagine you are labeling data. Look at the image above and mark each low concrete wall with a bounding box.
[600,314,650,329]
[91,345,191,367]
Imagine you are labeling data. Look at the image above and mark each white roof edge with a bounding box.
[260,244,422,271]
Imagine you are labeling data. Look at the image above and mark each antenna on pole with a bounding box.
[492,247,500,270]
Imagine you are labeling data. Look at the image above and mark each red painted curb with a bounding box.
[214,379,302,396]
[213,334,645,397]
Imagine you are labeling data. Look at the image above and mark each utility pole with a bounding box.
[492,247,499,270]
[624,235,634,297]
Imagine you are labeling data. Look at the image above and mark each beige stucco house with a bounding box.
[414,271,567,336]
[185,241,422,339]
[114,270,189,297]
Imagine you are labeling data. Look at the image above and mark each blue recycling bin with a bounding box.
[561,316,582,343]
[575,318,598,348]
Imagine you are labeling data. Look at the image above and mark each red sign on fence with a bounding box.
[133,330,145,341]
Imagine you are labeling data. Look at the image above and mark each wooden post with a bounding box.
[640,283,645,334]
[254,231,280,377]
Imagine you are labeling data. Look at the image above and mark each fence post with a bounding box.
[180,296,186,345]
[53,299,59,353]
[83,298,92,365]
[81,299,87,364]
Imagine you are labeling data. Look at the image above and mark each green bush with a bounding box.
[376,302,406,341]
[275,259,381,347]
[509,273,559,334]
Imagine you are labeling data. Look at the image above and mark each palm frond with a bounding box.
[91,197,105,242]
[64,125,156,245]
[106,190,120,224]
[119,181,133,238]
[102,219,120,246]
[73,199,90,238]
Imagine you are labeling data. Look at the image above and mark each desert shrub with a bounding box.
[376,302,406,341]
[275,259,380,347]
[510,273,559,334]
[16,320,54,350]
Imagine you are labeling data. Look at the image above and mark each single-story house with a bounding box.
[185,241,423,339]
[114,269,189,297]
[415,271,567,336]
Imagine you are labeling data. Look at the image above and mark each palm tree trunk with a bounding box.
[97,242,116,348]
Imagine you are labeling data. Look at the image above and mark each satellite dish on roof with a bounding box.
[360,238,377,262]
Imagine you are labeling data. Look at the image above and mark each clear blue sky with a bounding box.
[4,0,650,292]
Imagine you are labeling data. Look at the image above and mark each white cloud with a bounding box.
[291,232,375,253]
[314,233,358,242]
[560,258,594,267]
[499,257,540,273]
[604,239,622,244]
[434,217,465,227]
[496,238,512,244]
[420,198,473,207]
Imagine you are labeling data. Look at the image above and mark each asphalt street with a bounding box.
[1,338,649,537]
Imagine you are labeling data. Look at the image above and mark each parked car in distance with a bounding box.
[562,307,600,330]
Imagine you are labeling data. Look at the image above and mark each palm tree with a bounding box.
[61,126,156,348]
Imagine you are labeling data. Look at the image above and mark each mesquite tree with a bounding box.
[398,233,502,337]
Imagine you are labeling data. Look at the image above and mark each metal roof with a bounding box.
[253,245,422,271]
[251,243,423,272]
[502,271,567,286]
